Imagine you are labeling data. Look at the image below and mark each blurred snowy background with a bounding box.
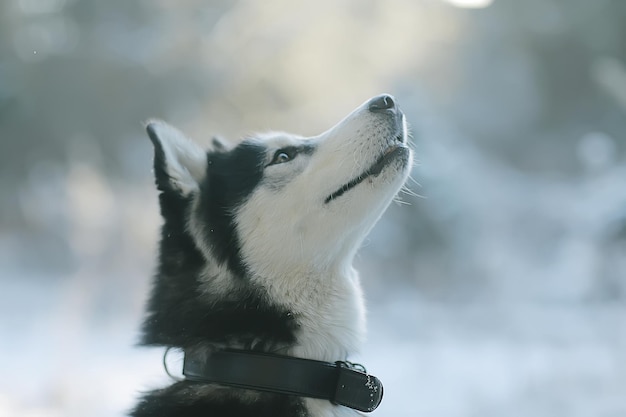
[1,0,626,416]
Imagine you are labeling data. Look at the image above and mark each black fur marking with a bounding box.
[140,271,298,348]
[130,382,308,417]
[197,142,266,277]
[140,139,298,348]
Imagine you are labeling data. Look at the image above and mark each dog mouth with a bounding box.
[324,141,408,204]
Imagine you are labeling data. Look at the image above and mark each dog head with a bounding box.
[139,95,412,417]
[147,94,412,284]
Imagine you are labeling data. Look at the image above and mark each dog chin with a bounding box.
[325,144,411,204]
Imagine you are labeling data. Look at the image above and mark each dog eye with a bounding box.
[269,148,297,166]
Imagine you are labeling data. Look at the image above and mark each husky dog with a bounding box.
[131,94,412,417]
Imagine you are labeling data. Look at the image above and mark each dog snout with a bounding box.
[368,94,396,113]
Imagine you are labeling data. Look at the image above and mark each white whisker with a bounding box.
[400,187,424,199]
[393,196,412,206]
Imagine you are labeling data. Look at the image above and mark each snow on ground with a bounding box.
[363,298,626,417]
[1,265,625,417]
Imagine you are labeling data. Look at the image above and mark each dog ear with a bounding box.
[146,120,207,195]
[211,135,232,152]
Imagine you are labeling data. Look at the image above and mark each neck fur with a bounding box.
[251,264,366,363]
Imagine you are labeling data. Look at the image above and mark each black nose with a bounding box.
[368,94,396,112]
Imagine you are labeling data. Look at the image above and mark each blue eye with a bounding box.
[269,148,297,165]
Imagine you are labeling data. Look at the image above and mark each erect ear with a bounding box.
[210,135,233,152]
[146,120,207,195]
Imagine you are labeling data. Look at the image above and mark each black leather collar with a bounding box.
[182,349,383,413]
